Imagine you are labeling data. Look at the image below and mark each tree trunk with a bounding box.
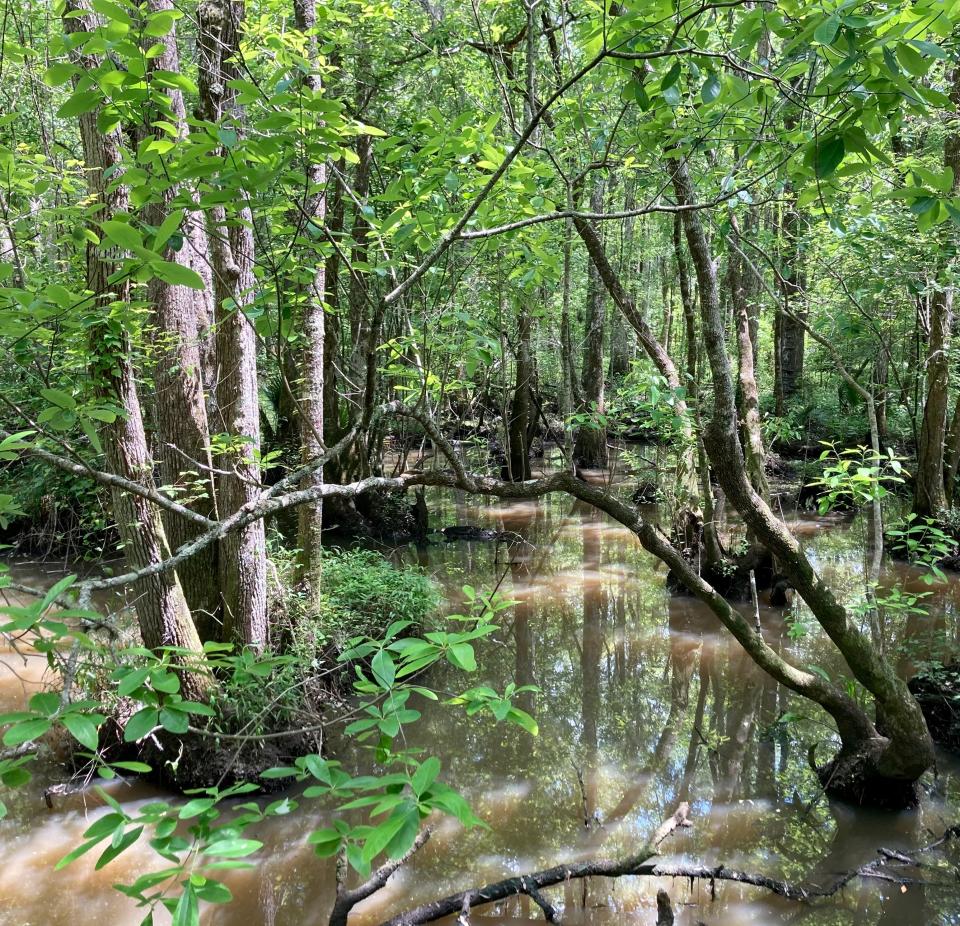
[574,216,700,512]
[915,66,960,518]
[670,154,934,803]
[727,218,770,503]
[675,215,723,566]
[143,0,220,636]
[507,307,534,481]
[574,182,608,468]
[197,0,268,649]
[65,0,207,699]
[293,0,327,602]
[774,188,806,415]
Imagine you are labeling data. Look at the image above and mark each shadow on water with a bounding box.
[3,448,960,924]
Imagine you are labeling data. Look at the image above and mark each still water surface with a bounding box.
[2,455,960,925]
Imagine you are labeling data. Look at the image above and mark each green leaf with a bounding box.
[815,135,845,179]
[307,827,342,856]
[40,388,77,411]
[117,667,150,697]
[57,90,101,118]
[701,74,721,104]
[506,707,539,736]
[411,756,440,797]
[813,14,840,45]
[661,62,681,90]
[203,838,262,858]
[159,706,189,734]
[896,42,929,77]
[371,649,396,689]
[172,882,199,926]
[179,797,215,819]
[123,708,159,743]
[101,220,143,251]
[44,62,77,87]
[62,713,100,751]
[145,10,176,36]
[3,718,51,747]
[153,209,184,251]
[152,260,204,290]
[447,643,476,672]
[56,836,103,869]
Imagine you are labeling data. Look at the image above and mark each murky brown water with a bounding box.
[3,451,960,925]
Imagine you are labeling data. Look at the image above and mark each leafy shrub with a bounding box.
[319,548,439,639]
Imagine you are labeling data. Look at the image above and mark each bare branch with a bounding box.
[329,828,432,926]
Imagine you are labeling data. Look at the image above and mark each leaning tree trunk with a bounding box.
[65,0,207,699]
[674,214,723,565]
[915,67,960,518]
[197,0,268,649]
[142,0,220,636]
[574,182,609,468]
[574,216,702,535]
[727,217,770,503]
[671,154,934,804]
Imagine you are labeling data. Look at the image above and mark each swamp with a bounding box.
[3,0,960,923]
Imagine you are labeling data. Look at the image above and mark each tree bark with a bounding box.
[574,181,609,467]
[64,0,207,698]
[197,0,268,648]
[293,0,327,602]
[915,66,960,518]
[143,0,220,635]
[774,181,806,415]
[507,305,534,480]
[574,216,698,502]
[727,217,770,503]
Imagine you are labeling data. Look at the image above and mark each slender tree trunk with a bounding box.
[608,180,636,378]
[727,219,769,503]
[574,182,608,468]
[944,398,960,505]
[197,0,268,649]
[65,0,207,698]
[507,306,534,481]
[143,0,219,635]
[324,155,345,466]
[293,0,326,601]
[675,215,723,565]
[774,186,806,415]
[574,216,699,510]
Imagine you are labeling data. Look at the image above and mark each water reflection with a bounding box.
[3,450,960,924]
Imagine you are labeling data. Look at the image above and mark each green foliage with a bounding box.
[0,573,538,924]
[608,366,693,442]
[886,514,959,581]
[271,545,441,652]
[806,444,905,514]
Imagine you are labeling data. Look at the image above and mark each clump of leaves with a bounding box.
[886,513,958,582]
[806,444,906,514]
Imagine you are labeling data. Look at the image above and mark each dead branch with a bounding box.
[329,828,432,926]
[652,801,690,848]
[376,804,689,926]
[373,820,960,926]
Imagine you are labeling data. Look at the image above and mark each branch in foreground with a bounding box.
[375,821,960,926]
[329,828,432,926]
